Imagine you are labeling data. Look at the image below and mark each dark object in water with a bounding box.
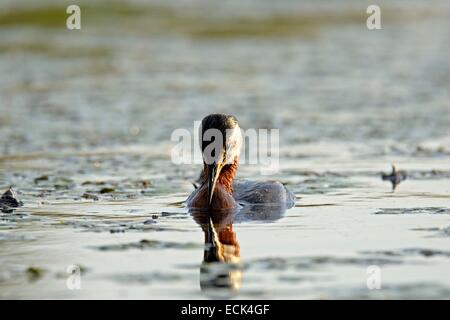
[99,187,115,194]
[34,175,49,184]
[0,187,24,213]
[81,193,99,201]
[382,165,407,191]
[26,266,45,282]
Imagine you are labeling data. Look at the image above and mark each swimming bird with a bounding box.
[381,164,407,191]
[186,114,295,211]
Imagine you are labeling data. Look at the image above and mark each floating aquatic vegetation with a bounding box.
[0,187,23,207]
[26,267,45,282]
[374,207,450,215]
[0,187,23,213]
[81,181,107,186]
[61,218,186,234]
[289,176,362,195]
[413,144,449,157]
[0,207,13,214]
[407,169,450,180]
[0,210,40,226]
[243,255,403,272]
[411,227,450,238]
[323,283,450,300]
[77,179,155,201]
[278,274,332,283]
[94,239,201,251]
[108,272,183,284]
[360,248,450,258]
[0,233,36,242]
[99,187,115,194]
[81,193,99,201]
[33,175,49,184]
[161,211,187,217]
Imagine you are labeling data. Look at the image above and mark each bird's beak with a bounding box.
[207,163,222,206]
[204,217,220,262]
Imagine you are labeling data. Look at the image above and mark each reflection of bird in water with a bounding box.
[382,164,407,191]
[186,114,295,210]
[191,204,292,298]
[187,114,295,297]
[192,209,242,298]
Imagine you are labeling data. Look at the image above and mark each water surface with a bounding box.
[1,0,450,299]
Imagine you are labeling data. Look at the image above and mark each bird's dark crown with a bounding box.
[200,114,238,151]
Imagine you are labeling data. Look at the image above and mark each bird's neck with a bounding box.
[202,158,238,193]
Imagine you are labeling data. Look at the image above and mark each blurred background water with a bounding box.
[0,0,450,299]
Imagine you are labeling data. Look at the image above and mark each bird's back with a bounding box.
[232,180,295,207]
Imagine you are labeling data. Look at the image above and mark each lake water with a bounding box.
[1,0,450,299]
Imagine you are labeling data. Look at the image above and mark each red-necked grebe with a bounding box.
[187,114,295,210]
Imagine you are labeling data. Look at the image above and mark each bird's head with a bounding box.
[200,114,242,205]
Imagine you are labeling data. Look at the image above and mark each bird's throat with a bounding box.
[201,158,238,194]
